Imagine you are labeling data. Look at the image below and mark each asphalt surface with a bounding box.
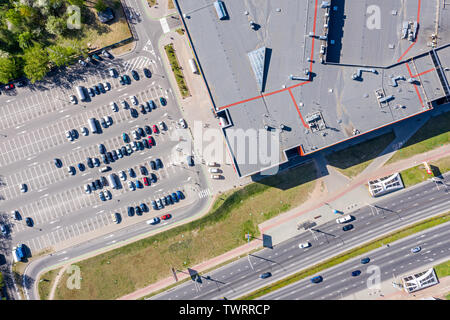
[261,222,450,300]
[151,174,449,300]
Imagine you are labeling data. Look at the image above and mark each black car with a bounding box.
[16,80,27,87]
[54,158,62,168]
[124,74,131,84]
[144,125,152,135]
[140,105,146,114]
[166,195,173,205]
[142,139,150,149]
[143,68,152,78]
[150,173,157,183]
[78,163,85,171]
[101,154,109,164]
[149,160,156,170]
[100,118,108,128]
[137,127,145,137]
[25,217,33,227]
[140,166,147,175]
[361,257,370,264]
[151,200,158,210]
[14,210,22,220]
[95,179,102,189]
[135,206,142,216]
[187,155,194,166]
[127,207,134,217]
[111,150,118,161]
[260,272,272,279]
[98,83,105,93]
[130,108,138,118]
[137,141,144,150]
[99,144,106,154]
[155,158,163,169]
[351,270,361,277]
[86,158,94,168]
[91,181,97,190]
[342,224,354,231]
[140,203,148,212]
[88,88,95,97]
[106,152,114,162]
[94,85,101,95]
[121,146,128,156]
[128,168,136,178]
[71,129,78,139]
[100,176,108,187]
[131,70,140,81]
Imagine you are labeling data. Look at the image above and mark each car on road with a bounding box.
[66,131,73,141]
[260,272,272,279]
[99,144,106,154]
[135,206,142,216]
[161,214,172,220]
[155,158,163,169]
[68,166,76,175]
[130,95,138,105]
[93,158,100,167]
[159,97,166,106]
[111,102,119,112]
[361,257,370,264]
[298,242,311,249]
[149,160,156,170]
[187,155,194,166]
[128,181,136,191]
[146,217,160,225]
[143,68,152,78]
[84,184,92,194]
[351,270,361,277]
[69,95,77,104]
[310,276,323,283]
[342,224,354,231]
[131,70,140,81]
[127,207,134,217]
[411,246,421,253]
[179,118,187,128]
[336,215,353,224]
[54,158,62,168]
[81,127,89,136]
[25,217,33,227]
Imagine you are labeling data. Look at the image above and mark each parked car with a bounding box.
[111,213,120,224]
[140,203,148,212]
[84,184,92,194]
[179,118,187,128]
[0,223,8,236]
[137,127,145,137]
[151,200,158,210]
[148,100,156,109]
[140,166,147,175]
[79,59,87,67]
[159,97,166,106]
[144,125,152,135]
[86,157,94,168]
[20,184,28,193]
[77,163,85,171]
[99,144,106,154]
[144,102,152,112]
[131,70,140,81]
[187,155,194,166]
[102,49,113,59]
[116,149,123,158]
[54,158,62,168]
[127,207,134,217]
[13,210,21,220]
[140,104,146,114]
[155,158,163,169]
[104,190,112,200]
[150,173,157,183]
[176,190,184,199]
[143,177,150,186]
[128,181,136,191]
[171,192,179,202]
[4,83,14,90]
[120,100,128,109]
[130,95,138,105]
[149,160,156,170]
[152,124,159,133]
[93,85,100,95]
[88,87,95,97]
[100,117,108,128]
[136,180,143,189]
[142,139,150,149]
[158,121,166,131]
[166,195,173,205]
[137,141,144,150]
[132,130,140,140]
[104,82,111,91]
[111,102,119,112]
[68,166,76,175]
[98,82,105,93]
[81,127,89,136]
[211,175,221,180]
[25,217,33,227]
[119,171,127,181]
[99,191,106,201]
[143,68,152,78]
[93,157,100,167]
[108,68,117,77]
[148,136,155,146]
[71,129,78,139]
[69,95,77,104]
[66,131,73,141]
[104,115,113,126]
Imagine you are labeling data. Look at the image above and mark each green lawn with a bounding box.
[38,268,61,300]
[386,112,450,164]
[164,44,190,98]
[326,132,396,178]
[241,212,450,299]
[434,260,450,279]
[53,162,317,300]
[400,156,450,187]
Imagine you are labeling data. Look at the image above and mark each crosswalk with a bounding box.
[198,188,212,199]
[123,56,153,73]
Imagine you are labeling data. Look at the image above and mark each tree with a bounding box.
[94,0,107,12]
[23,44,49,83]
[5,9,22,28]
[47,44,76,67]
[66,0,85,7]
[0,56,20,84]
[17,32,33,50]
[45,15,66,36]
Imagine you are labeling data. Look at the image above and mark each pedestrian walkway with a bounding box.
[117,143,450,300]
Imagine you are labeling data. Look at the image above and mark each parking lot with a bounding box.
[0,46,209,255]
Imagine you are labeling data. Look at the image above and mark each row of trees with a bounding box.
[0,0,90,84]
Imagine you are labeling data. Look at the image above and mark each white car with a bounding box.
[209,168,220,173]
[126,144,133,154]
[119,171,126,181]
[146,217,159,225]
[130,95,138,105]
[110,102,118,112]
[65,131,73,141]
[103,82,111,91]
[111,213,120,224]
[211,174,221,179]
[298,242,311,249]
[132,130,139,140]
[158,121,166,131]
[336,215,353,224]
[105,190,112,200]
[128,181,136,191]
[132,141,138,151]
[208,162,218,167]
[20,184,27,193]
[179,118,187,128]
[120,100,128,109]
[69,95,77,104]
[84,184,92,194]
[105,116,113,126]
[80,127,89,136]
[78,59,87,67]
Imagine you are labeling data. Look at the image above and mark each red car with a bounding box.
[4,84,14,90]
[143,177,150,186]
[148,136,155,146]
[152,124,159,134]
[161,214,172,220]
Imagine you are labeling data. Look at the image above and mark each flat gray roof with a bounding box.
[176,0,450,177]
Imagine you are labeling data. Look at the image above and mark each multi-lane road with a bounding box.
[152,174,449,300]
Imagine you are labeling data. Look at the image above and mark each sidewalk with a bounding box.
[117,144,450,299]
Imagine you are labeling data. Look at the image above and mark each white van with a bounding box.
[208,162,217,167]
[211,174,221,180]
[99,166,111,173]
[209,168,220,173]
[336,215,352,224]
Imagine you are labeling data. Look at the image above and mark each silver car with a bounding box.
[65,131,73,141]
[130,95,138,105]
[69,95,77,104]
[80,127,89,136]
[110,102,118,112]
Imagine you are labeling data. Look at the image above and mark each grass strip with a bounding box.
[434,260,450,279]
[400,156,450,188]
[37,268,61,300]
[164,44,190,98]
[240,212,450,300]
